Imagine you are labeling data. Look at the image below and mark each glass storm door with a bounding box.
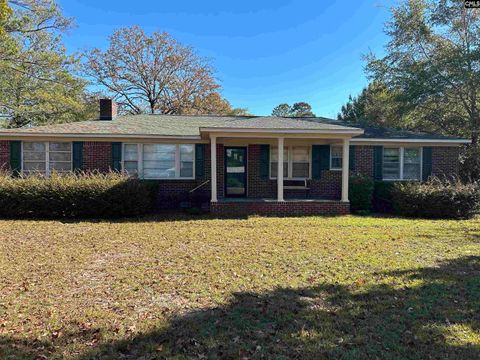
[225,147,247,197]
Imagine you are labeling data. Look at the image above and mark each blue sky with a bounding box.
[59,0,392,118]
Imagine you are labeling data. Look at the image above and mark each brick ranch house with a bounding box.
[0,99,470,216]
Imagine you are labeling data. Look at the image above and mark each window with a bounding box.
[403,148,421,180]
[123,144,139,175]
[330,145,343,170]
[179,145,194,178]
[22,141,72,175]
[122,143,195,179]
[292,146,309,177]
[270,147,288,178]
[270,146,310,179]
[143,144,176,178]
[383,147,422,181]
[383,148,400,180]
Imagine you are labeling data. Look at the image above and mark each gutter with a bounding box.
[350,138,471,144]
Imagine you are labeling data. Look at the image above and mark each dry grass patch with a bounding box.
[0,215,479,359]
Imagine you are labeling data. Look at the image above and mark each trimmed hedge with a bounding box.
[349,174,374,213]
[391,179,480,219]
[0,172,154,218]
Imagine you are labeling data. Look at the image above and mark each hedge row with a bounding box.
[349,174,480,219]
[391,179,480,219]
[0,172,155,218]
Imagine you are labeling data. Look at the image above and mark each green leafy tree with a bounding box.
[338,81,404,128]
[271,102,315,117]
[0,0,11,34]
[290,102,315,117]
[366,0,480,146]
[0,0,95,128]
[271,103,292,117]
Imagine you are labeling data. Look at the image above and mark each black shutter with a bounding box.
[312,145,330,179]
[72,142,83,172]
[260,144,270,179]
[422,147,432,181]
[9,141,21,176]
[111,142,122,171]
[373,146,383,181]
[320,145,330,171]
[195,144,205,179]
[349,145,356,171]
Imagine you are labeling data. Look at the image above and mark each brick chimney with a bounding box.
[99,99,117,120]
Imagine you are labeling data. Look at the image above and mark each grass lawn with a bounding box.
[0,214,479,359]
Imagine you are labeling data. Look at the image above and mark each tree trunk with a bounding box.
[471,112,479,147]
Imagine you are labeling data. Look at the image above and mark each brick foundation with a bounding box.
[210,200,350,216]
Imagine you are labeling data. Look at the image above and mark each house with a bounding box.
[0,99,470,216]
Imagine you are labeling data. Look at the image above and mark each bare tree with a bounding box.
[85,26,223,115]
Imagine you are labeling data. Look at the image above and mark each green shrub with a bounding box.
[141,180,161,210]
[391,178,480,219]
[0,171,155,218]
[373,181,396,213]
[349,174,374,213]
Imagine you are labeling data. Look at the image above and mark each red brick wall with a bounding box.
[211,200,350,216]
[353,145,374,177]
[83,142,112,172]
[0,140,9,171]
[246,144,344,200]
[247,145,275,198]
[432,146,460,179]
[350,145,460,179]
[156,145,212,209]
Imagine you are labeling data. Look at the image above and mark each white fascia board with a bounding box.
[351,138,470,145]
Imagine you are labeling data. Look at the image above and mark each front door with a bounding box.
[224,147,247,197]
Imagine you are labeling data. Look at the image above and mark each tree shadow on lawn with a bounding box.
[1,256,479,359]
[80,255,480,359]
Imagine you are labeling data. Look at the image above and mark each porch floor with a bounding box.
[218,198,343,203]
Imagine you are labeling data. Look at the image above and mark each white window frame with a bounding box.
[122,143,195,180]
[330,145,343,171]
[21,141,73,176]
[269,145,311,180]
[383,146,423,181]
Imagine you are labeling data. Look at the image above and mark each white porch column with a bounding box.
[341,138,350,202]
[210,135,217,202]
[277,137,284,201]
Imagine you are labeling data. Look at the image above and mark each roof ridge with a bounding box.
[118,113,342,121]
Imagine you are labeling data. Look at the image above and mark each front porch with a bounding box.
[202,127,362,215]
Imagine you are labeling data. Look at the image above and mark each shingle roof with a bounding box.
[0,114,469,142]
[0,114,361,137]
[356,126,468,141]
